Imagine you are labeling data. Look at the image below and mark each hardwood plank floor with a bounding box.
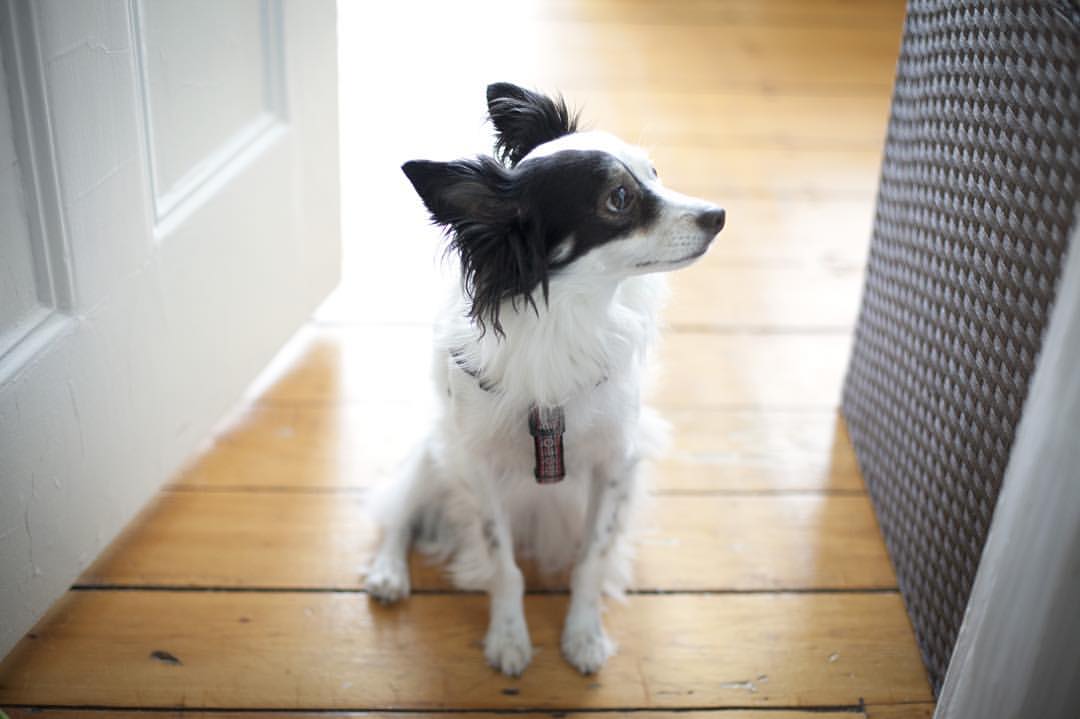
[866,704,938,719]
[0,593,928,709]
[170,405,860,492]
[525,0,908,29]
[2,704,938,719]
[566,90,893,149]
[79,491,894,591]
[471,25,904,94]
[0,0,932,715]
[649,145,883,200]
[4,711,929,719]
[668,264,863,330]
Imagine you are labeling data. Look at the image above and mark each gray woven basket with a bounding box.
[842,0,1080,694]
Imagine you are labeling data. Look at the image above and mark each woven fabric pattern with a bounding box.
[842,0,1079,694]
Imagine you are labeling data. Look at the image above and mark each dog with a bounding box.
[365,82,725,676]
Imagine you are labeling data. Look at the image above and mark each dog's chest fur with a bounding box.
[418,273,667,581]
[399,144,684,589]
[433,272,667,475]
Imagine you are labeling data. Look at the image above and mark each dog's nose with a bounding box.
[696,207,726,234]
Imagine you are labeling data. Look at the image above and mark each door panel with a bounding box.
[139,0,286,218]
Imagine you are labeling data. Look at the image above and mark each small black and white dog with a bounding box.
[366,83,725,676]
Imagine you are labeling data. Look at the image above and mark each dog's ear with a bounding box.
[486,82,578,167]
[402,158,545,336]
[402,158,517,229]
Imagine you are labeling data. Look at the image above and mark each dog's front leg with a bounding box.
[365,446,436,604]
[562,461,634,674]
[480,500,533,676]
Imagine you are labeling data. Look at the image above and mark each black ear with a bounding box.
[402,158,515,228]
[401,158,546,335]
[486,82,578,167]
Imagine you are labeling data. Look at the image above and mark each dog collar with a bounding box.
[449,349,573,483]
[449,348,609,395]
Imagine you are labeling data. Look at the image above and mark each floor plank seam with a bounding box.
[664,324,855,336]
[246,399,845,412]
[560,81,895,97]
[297,318,855,332]
[301,319,857,335]
[529,18,903,32]
[304,320,857,335]
[162,485,869,497]
[67,585,900,596]
[0,703,872,714]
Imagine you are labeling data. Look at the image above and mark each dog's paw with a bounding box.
[561,623,615,674]
[364,555,410,604]
[484,614,533,676]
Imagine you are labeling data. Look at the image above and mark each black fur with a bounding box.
[487,83,578,167]
[402,157,543,336]
[516,152,660,272]
[402,151,660,336]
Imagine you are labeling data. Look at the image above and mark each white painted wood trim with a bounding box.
[0,0,75,313]
[935,219,1080,718]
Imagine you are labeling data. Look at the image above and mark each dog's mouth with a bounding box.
[633,244,711,269]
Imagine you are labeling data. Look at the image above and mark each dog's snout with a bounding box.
[696,207,726,234]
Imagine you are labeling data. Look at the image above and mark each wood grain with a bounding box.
[170,402,428,490]
[80,491,894,591]
[662,410,861,491]
[570,89,892,149]
[524,0,907,28]
[0,708,876,712]
[1,708,933,719]
[866,705,937,719]
[521,24,903,94]
[654,331,853,409]
[701,198,874,266]
[347,8,903,96]
[0,711,882,719]
[172,403,860,493]
[667,263,862,330]
[0,592,931,709]
[649,145,882,201]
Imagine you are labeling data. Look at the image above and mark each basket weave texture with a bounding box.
[842,0,1079,694]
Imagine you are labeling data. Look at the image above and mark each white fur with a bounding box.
[366,131,719,676]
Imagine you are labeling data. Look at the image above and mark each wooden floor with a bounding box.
[0,1,935,716]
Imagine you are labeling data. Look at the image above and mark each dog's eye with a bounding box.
[607,186,631,212]
[650,164,658,179]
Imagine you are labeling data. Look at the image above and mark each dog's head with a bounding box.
[402,82,725,334]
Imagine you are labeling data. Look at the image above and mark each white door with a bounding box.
[0,0,339,656]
